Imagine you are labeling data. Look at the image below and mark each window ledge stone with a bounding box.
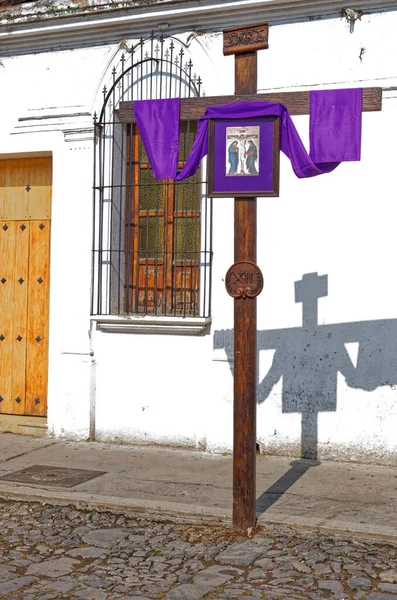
[92,315,212,335]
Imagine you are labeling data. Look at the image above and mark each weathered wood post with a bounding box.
[223,24,269,529]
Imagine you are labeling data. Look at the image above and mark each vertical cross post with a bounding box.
[223,23,269,530]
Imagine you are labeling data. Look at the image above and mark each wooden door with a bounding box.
[0,158,51,417]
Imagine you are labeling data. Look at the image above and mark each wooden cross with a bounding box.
[119,90,380,122]
[117,25,381,531]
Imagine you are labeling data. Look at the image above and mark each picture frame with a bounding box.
[207,117,280,198]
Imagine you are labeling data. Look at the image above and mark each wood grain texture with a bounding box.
[28,158,52,220]
[25,220,50,417]
[232,50,257,531]
[0,222,16,414]
[0,158,52,221]
[118,88,382,122]
[4,159,29,220]
[235,53,257,96]
[11,221,29,415]
[0,167,5,222]
[0,158,52,418]
[223,23,268,56]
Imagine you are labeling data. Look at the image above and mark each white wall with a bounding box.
[211,11,397,463]
[2,8,397,463]
[0,45,114,439]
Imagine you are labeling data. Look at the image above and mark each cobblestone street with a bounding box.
[1,500,397,599]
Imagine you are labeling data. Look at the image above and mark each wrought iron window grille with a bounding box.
[92,34,212,320]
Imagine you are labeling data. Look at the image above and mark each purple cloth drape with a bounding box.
[310,88,362,164]
[134,90,363,181]
[177,91,362,180]
[134,98,181,179]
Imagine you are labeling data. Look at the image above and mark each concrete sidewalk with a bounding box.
[0,432,396,540]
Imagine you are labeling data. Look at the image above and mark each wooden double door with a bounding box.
[0,158,51,417]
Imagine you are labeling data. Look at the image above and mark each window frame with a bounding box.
[124,120,203,318]
[91,38,212,330]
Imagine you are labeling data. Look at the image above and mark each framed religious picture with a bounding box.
[207,117,280,198]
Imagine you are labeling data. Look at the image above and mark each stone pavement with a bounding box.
[1,499,397,599]
[0,433,396,540]
[1,433,397,599]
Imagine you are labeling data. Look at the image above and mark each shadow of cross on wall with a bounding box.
[264,272,354,459]
[214,272,397,460]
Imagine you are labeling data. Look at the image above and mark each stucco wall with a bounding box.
[1,7,397,463]
[211,12,397,463]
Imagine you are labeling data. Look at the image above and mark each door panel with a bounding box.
[12,221,29,415]
[28,158,52,220]
[25,221,50,416]
[0,158,51,417]
[0,167,5,220]
[0,222,17,414]
[4,159,29,221]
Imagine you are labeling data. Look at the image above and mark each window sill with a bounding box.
[92,315,212,336]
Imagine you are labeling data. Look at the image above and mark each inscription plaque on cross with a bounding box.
[226,261,263,299]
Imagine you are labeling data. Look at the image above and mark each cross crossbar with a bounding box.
[118,88,381,123]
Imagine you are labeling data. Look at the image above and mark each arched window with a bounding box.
[92,35,212,319]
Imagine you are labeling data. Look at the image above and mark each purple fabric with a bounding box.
[310,88,362,163]
[175,101,332,180]
[134,98,180,179]
[176,91,362,181]
[133,91,363,181]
